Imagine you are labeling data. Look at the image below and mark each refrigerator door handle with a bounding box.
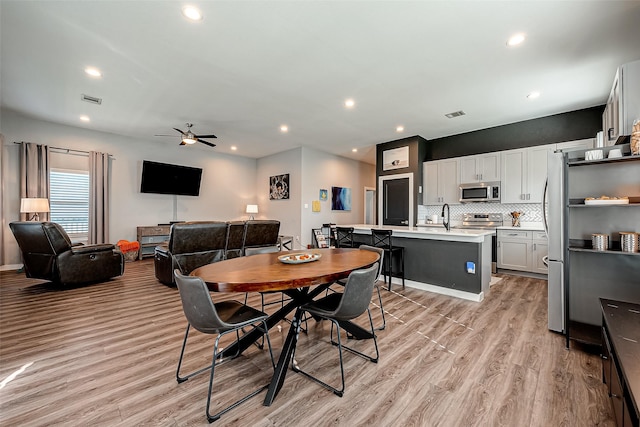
[542,178,549,237]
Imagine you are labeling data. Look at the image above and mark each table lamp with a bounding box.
[20,197,50,221]
[246,204,258,220]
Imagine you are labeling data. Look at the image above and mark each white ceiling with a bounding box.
[2,1,640,164]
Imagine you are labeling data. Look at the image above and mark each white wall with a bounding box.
[1,109,377,266]
[300,147,375,248]
[1,109,257,264]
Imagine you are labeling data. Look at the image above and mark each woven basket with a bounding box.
[123,250,139,262]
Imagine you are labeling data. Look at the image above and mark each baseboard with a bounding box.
[388,277,484,302]
[0,264,22,272]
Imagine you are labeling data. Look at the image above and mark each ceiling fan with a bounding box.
[155,123,217,147]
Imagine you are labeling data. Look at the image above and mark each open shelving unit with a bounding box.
[562,145,640,348]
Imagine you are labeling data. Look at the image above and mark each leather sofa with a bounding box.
[9,221,124,285]
[154,221,228,286]
[154,220,281,286]
[243,220,281,254]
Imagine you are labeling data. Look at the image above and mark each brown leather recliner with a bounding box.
[9,221,124,285]
[154,221,228,286]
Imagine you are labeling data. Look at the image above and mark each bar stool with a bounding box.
[371,229,405,291]
[335,227,355,248]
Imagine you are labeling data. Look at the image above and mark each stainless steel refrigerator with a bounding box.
[544,151,565,333]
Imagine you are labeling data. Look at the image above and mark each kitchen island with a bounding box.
[345,224,494,302]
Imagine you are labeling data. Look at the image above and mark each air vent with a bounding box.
[445,110,466,118]
[81,94,102,105]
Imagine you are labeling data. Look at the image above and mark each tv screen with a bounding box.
[140,160,202,196]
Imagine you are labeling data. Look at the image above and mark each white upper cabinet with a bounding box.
[556,138,594,152]
[602,60,640,145]
[459,153,501,183]
[501,145,553,204]
[423,158,459,205]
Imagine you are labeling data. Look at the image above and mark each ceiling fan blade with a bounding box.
[196,134,217,139]
[197,139,217,147]
[154,134,176,137]
[173,127,186,135]
[179,141,186,146]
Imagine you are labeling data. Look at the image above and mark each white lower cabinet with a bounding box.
[497,229,548,274]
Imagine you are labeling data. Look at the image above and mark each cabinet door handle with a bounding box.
[533,243,537,250]
[527,194,531,200]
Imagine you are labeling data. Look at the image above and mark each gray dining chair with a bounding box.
[358,245,386,330]
[327,245,386,331]
[291,262,379,397]
[174,270,275,423]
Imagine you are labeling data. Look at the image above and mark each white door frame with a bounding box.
[363,186,376,224]
[378,173,413,227]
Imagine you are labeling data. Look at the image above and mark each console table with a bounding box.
[136,225,170,260]
[601,298,640,427]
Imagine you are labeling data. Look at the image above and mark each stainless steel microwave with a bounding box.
[459,182,501,203]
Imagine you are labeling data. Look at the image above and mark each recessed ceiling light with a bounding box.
[280,125,288,133]
[352,148,358,153]
[79,115,90,122]
[84,67,102,78]
[230,146,237,151]
[507,33,526,47]
[344,98,355,108]
[182,6,203,21]
[396,125,404,132]
[527,91,541,99]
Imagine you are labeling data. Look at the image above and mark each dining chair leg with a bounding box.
[374,284,386,331]
[177,324,219,383]
[205,322,276,423]
[291,315,346,397]
[329,309,379,363]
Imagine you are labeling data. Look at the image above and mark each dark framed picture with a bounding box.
[331,186,351,211]
[319,189,328,201]
[269,174,290,200]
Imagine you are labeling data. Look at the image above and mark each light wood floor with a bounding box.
[0,260,615,426]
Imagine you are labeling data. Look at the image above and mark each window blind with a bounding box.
[49,169,89,240]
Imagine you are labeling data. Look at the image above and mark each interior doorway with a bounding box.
[364,187,376,225]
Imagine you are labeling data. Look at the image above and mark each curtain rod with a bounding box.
[12,141,115,159]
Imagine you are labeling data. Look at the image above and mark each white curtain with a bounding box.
[20,142,50,221]
[89,151,110,244]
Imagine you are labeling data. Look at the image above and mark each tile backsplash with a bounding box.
[418,203,543,224]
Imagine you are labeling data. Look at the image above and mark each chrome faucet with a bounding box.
[441,203,450,231]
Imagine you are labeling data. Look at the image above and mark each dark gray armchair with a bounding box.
[9,221,124,286]
[154,221,228,286]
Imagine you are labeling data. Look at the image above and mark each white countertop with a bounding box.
[346,224,494,243]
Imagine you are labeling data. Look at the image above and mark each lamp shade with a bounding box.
[245,204,259,214]
[20,198,50,214]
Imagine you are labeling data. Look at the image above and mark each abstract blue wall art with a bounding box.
[331,186,351,211]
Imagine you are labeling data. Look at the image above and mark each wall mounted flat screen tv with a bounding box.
[140,160,202,196]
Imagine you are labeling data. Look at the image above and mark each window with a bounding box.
[49,168,89,242]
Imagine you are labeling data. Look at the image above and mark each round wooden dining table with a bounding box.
[190,247,380,406]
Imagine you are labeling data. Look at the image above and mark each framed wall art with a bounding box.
[382,146,409,171]
[269,174,290,200]
[331,186,351,211]
[319,189,328,201]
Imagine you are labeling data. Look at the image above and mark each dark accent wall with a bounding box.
[426,106,604,161]
[376,135,428,222]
